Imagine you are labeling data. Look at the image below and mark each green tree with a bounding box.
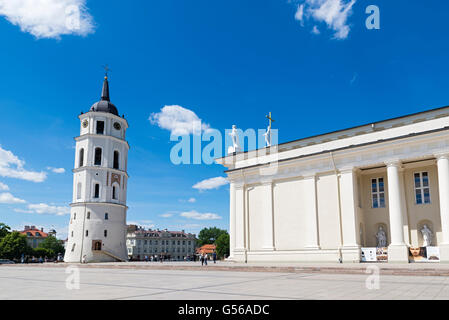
[33,247,53,259]
[38,236,64,257]
[0,232,30,260]
[215,232,230,259]
[197,227,227,246]
[0,223,11,239]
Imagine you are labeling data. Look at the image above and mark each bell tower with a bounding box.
[64,75,129,263]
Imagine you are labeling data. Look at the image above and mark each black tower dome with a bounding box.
[89,76,119,116]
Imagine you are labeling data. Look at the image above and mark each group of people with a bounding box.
[200,251,217,266]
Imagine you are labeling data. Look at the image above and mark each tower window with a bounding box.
[87,211,90,219]
[74,213,76,220]
[96,121,105,134]
[104,230,108,237]
[94,184,100,198]
[71,243,76,252]
[94,148,102,166]
[113,151,120,169]
[77,183,82,200]
[85,230,88,237]
[79,148,84,167]
[71,231,74,237]
[112,186,117,200]
[105,213,108,220]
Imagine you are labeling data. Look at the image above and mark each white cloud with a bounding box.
[47,167,66,174]
[294,0,356,40]
[26,203,70,216]
[193,176,229,191]
[149,105,211,136]
[188,197,196,203]
[0,192,26,204]
[0,146,47,182]
[0,182,9,191]
[180,210,222,221]
[160,213,174,218]
[13,208,33,213]
[0,0,95,39]
[311,25,320,34]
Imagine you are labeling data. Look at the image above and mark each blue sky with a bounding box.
[1,0,449,239]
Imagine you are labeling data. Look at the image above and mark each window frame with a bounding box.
[371,177,386,209]
[414,171,431,205]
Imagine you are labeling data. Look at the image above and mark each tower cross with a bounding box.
[102,64,111,78]
[266,112,275,129]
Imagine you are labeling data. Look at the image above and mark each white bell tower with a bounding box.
[64,75,129,263]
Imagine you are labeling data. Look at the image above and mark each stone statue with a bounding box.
[228,125,241,154]
[420,224,433,247]
[376,226,387,248]
[263,125,271,147]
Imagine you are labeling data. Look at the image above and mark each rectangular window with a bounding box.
[96,121,105,134]
[105,213,108,220]
[371,178,385,208]
[94,184,100,198]
[415,172,431,204]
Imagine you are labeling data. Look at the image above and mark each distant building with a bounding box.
[19,226,56,249]
[126,226,197,261]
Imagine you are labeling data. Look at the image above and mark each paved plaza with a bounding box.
[2,262,449,299]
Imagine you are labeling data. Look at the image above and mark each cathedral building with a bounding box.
[64,75,129,263]
[216,106,449,264]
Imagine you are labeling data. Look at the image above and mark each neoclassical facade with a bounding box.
[216,106,449,263]
[64,76,129,263]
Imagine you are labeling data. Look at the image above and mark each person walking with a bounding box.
[201,253,204,266]
[204,253,208,266]
[213,250,217,264]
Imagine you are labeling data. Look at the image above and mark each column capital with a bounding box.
[435,153,449,161]
[260,178,273,186]
[384,159,402,168]
[339,167,359,175]
[302,173,316,181]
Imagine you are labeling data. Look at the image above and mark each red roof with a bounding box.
[196,244,216,254]
[19,228,48,238]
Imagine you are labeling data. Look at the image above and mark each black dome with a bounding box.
[90,100,119,116]
[89,76,119,116]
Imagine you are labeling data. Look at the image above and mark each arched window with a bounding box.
[77,183,82,200]
[96,121,105,134]
[112,186,117,200]
[94,184,100,198]
[85,230,88,237]
[113,151,119,170]
[94,148,102,166]
[87,211,90,219]
[104,230,108,237]
[79,148,84,167]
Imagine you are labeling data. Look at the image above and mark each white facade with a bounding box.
[217,106,449,263]
[64,78,129,263]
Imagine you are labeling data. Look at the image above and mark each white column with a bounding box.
[303,175,319,249]
[385,160,409,263]
[234,183,246,259]
[436,154,449,262]
[228,181,236,260]
[339,168,361,249]
[260,180,275,250]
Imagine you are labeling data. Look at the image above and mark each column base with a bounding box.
[341,246,361,263]
[388,244,409,263]
[438,244,449,263]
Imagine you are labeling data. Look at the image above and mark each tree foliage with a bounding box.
[33,247,53,258]
[197,227,228,246]
[0,232,30,260]
[0,223,11,239]
[38,236,64,256]
[215,232,230,259]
